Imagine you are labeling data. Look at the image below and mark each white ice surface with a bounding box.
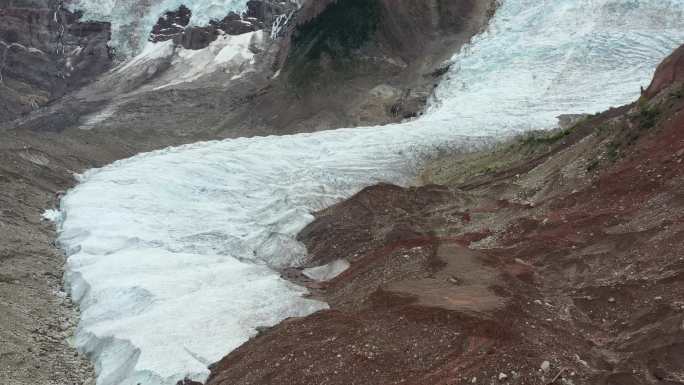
[42,209,62,222]
[303,259,350,282]
[56,1,684,385]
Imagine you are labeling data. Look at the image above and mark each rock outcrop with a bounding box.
[149,4,192,43]
[148,1,299,51]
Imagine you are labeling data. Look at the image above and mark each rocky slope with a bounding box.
[0,0,113,123]
[204,45,684,385]
[0,1,495,384]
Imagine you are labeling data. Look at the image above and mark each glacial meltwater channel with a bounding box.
[54,1,684,384]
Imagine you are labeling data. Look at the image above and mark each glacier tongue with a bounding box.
[56,1,684,385]
[59,129,490,385]
[426,0,684,133]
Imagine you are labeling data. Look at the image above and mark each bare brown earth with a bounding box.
[205,46,684,385]
[0,1,496,384]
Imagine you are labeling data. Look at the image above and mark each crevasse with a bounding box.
[55,1,684,385]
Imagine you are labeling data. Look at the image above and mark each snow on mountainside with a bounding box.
[65,0,252,56]
[50,1,684,385]
[118,30,264,89]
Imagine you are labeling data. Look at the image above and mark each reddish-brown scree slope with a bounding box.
[203,45,684,385]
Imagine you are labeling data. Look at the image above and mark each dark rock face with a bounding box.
[289,0,381,62]
[246,0,298,32]
[210,13,258,35]
[176,378,204,385]
[283,0,486,73]
[0,1,113,123]
[149,1,298,51]
[173,26,218,50]
[149,4,192,43]
[173,14,260,50]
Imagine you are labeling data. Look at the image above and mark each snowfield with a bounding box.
[54,0,684,384]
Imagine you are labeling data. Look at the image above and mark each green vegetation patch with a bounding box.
[637,104,661,130]
[422,126,576,187]
[519,127,572,148]
[670,85,684,100]
[588,99,664,170]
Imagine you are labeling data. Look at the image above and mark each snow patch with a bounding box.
[303,259,350,282]
[42,209,62,222]
[152,31,263,90]
[80,103,121,130]
[28,47,45,55]
[116,39,175,74]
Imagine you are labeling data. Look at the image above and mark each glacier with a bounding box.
[55,1,684,385]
